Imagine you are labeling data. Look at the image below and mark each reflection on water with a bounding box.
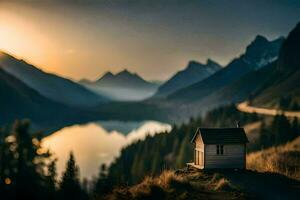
[42,121,171,179]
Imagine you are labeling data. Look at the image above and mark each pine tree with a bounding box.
[176,134,191,168]
[46,159,57,200]
[271,114,292,145]
[259,121,269,148]
[93,164,112,198]
[13,120,50,200]
[59,152,88,200]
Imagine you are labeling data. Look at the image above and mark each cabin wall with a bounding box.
[204,144,245,169]
[194,134,204,168]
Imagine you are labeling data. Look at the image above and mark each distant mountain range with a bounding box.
[167,35,285,104]
[82,32,290,123]
[2,22,300,127]
[153,59,221,98]
[80,70,159,101]
[0,52,107,107]
[199,25,300,112]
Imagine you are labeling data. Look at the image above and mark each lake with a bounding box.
[42,120,171,179]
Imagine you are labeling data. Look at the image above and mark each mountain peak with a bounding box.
[154,59,221,97]
[103,71,114,77]
[96,71,114,83]
[245,35,270,53]
[242,34,284,69]
[185,59,222,72]
[188,60,202,65]
[118,69,132,76]
[253,35,269,43]
[206,59,221,67]
[186,60,203,69]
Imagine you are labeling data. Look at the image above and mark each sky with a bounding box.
[0,0,300,81]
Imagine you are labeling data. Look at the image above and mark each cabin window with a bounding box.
[216,145,224,155]
[220,145,224,154]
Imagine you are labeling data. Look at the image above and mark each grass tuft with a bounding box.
[214,178,236,191]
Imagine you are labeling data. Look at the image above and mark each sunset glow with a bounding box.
[1,0,300,81]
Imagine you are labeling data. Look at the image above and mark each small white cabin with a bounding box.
[188,128,248,169]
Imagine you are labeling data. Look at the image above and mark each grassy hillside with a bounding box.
[251,69,300,109]
[105,170,246,200]
[247,136,300,180]
[105,169,300,200]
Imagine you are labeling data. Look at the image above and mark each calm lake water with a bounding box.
[42,121,171,179]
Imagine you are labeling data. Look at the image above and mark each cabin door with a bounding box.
[195,150,203,166]
[200,152,204,166]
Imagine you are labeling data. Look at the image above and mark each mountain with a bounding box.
[188,62,277,114]
[90,34,286,123]
[167,35,284,103]
[277,23,300,72]
[241,35,284,69]
[80,70,159,101]
[167,24,300,120]
[153,59,221,97]
[98,70,152,88]
[0,67,73,126]
[250,23,300,108]
[0,52,107,107]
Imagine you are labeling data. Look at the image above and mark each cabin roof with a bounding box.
[191,128,248,144]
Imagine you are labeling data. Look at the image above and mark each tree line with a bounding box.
[0,120,111,200]
[1,105,299,199]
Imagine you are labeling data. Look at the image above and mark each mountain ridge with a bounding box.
[0,67,74,126]
[167,35,285,103]
[250,23,300,108]
[80,69,159,101]
[153,59,222,97]
[0,51,107,107]
[94,69,156,89]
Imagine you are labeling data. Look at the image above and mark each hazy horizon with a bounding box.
[1,0,300,81]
